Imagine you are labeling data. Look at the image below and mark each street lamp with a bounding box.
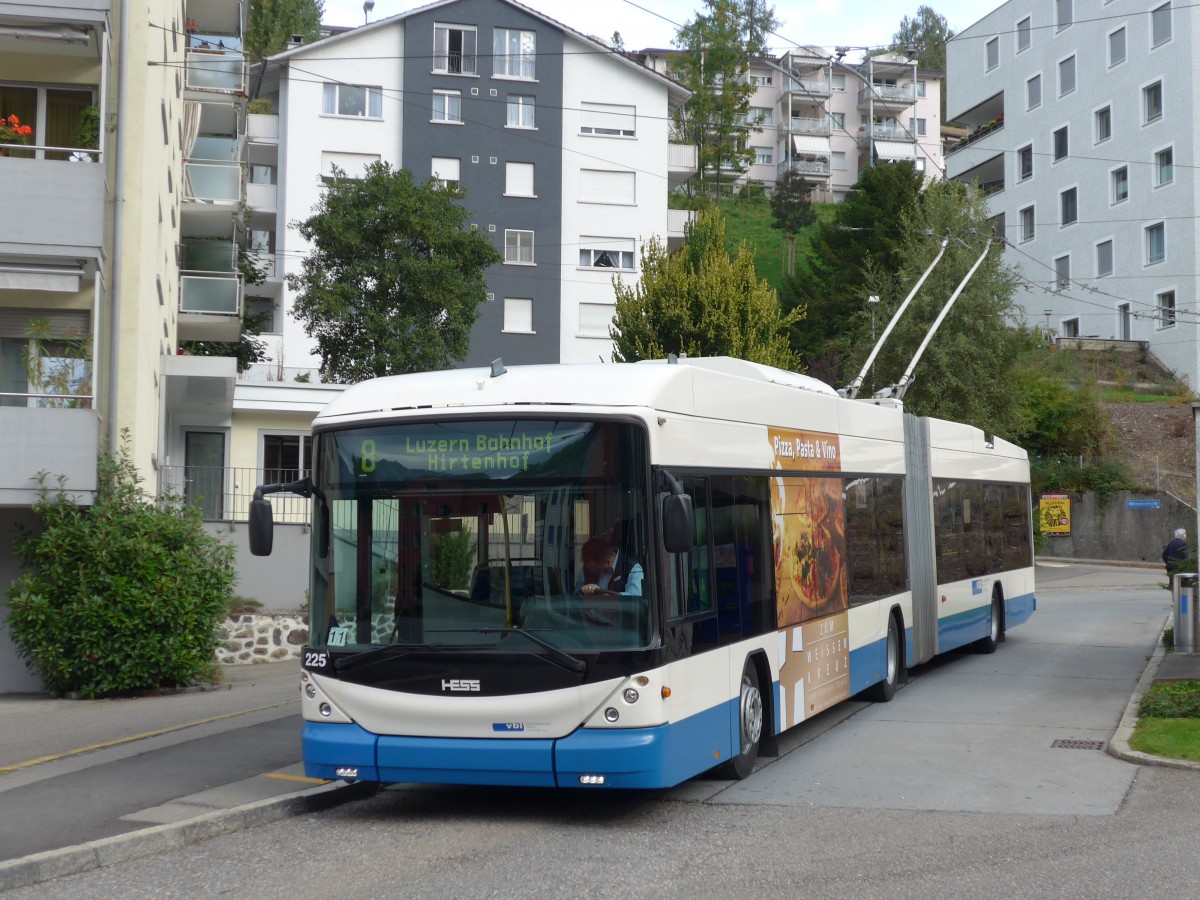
[363,0,375,24]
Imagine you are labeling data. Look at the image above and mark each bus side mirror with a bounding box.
[662,494,694,554]
[249,497,274,556]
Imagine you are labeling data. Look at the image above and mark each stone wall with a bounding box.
[216,613,308,665]
[1039,490,1196,566]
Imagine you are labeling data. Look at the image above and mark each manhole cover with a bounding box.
[1051,739,1106,750]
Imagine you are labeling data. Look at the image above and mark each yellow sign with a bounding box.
[767,427,841,472]
[1040,494,1071,534]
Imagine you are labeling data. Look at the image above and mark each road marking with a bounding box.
[0,699,297,776]
[264,773,328,785]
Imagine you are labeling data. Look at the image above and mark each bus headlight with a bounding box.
[604,707,619,723]
[319,702,333,718]
[623,688,639,704]
[305,684,317,699]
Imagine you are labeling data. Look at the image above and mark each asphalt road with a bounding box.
[7,562,1196,899]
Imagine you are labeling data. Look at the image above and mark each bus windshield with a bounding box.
[308,418,652,654]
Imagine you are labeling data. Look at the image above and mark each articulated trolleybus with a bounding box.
[249,356,1035,789]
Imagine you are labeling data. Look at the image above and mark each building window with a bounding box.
[1096,239,1113,277]
[1061,318,1079,338]
[1020,205,1035,242]
[754,148,773,166]
[748,73,773,86]
[1027,74,1041,110]
[1017,16,1031,52]
[831,73,846,92]
[1151,2,1172,46]
[579,169,635,204]
[1056,0,1072,30]
[506,94,535,128]
[1146,222,1166,265]
[1144,82,1163,124]
[1117,303,1132,341]
[832,151,846,170]
[578,303,615,338]
[321,151,380,179]
[262,434,313,485]
[916,80,927,97]
[1053,125,1068,161]
[1018,144,1033,181]
[1155,147,1174,186]
[1060,187,1077,226]
[433,24,477,75]
[432,90,462,123]
[1094,106,1111,143]
[1158,290,1176,328]
[751,106,773,126]
[502,297,533,332]
[579,237,635,270]
[908,117,927,136]
[322,83,383,118]
[505,161,534,196]
[580,102,635,137]
[1108,27,1126,66]
[1112,166,1128,203]
[1054,254,1070,290]
[431,156,460,188]
[986,37,999,70]
[1058,55,1075,96]
[494,28,535,79]
[830,111,845,130]
[246,296,277,333]
[504,229,534,264]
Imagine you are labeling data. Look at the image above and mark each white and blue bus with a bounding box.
[250,357,1035,788]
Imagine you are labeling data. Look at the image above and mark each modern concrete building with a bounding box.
[637,47,945,201]
[0,0,247,692]
[945,0,1196,384]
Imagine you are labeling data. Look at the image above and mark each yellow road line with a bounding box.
[0,699,298,776]
[263,773,328,785]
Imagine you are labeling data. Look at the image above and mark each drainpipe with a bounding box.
[107,0,129,452]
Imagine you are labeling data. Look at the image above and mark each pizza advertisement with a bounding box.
[771,476,849,628]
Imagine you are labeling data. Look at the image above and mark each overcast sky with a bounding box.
[321,0,1004,59]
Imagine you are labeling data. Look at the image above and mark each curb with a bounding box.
[1107,613,1200,771]
[0,780,375,892]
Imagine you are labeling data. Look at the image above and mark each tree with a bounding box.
[890,6,953,119]
[779,161,925,380]
[845,180,1038,436]
[245,0,323,63]
[671,0,778,198]
[769,168,817,234]
[611,210,799,368]
[289,162,502,383]
[6,432,236,696]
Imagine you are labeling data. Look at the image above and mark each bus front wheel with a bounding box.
[721,660,763,780]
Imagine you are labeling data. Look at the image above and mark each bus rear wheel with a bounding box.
[974,592,1003,654]
[863,614,901,702]
[721,660,763,780]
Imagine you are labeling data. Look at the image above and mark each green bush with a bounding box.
[431,529,476,590]
[5,433,236,697]
[1139,680,1200,719]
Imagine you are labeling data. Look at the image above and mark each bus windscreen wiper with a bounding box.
[334,641,443,673]
[425,627,587,674]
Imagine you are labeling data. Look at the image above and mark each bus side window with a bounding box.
[669,477,712,619]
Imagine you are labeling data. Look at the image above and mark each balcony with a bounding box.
[0,154,105,262]
[0,406,99,505]
[784,76,831,99]
[946,116,1004,157]
[160,464,312,524]
[246,180,277,212]
[178,239,243,341]
[666,208,695,249]
[857,82,917,112]
[777,156,831,179]
[668,142,697,189]
[185,46,247,96]
[246,113,279,143]
[781,116,831,137]
[855,123,917,149]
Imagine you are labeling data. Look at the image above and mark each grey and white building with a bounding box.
[946,0,1194,383]
[248,0,695,376]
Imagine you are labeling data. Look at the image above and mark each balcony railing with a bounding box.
[785,77,831,97]
[180,271,243,316]
[946,118,1005,157]
[246,113,279,141]
[185,47,247,94]
[782,116,831,136]
[778,157,831,178]
[183,159,242,202]
[160,465,312,523]
[668,142,698,170]
[246,181,277,211]
[858,83,918,106]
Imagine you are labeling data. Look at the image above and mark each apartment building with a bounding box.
[0,0,247,692]
[945,1,1195,384]
[637,47,944,201]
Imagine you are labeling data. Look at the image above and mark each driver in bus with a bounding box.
[577,536,643,596]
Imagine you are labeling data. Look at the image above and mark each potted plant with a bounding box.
[0,114,33,155]
[70,105,100,162]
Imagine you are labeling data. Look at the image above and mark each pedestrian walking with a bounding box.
[1163,527,1189,577]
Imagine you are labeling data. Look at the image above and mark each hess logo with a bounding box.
[442,678,481,692]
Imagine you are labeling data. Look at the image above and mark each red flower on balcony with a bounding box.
[0,114,33,146]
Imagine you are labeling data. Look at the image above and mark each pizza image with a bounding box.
[772,477,847,627]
